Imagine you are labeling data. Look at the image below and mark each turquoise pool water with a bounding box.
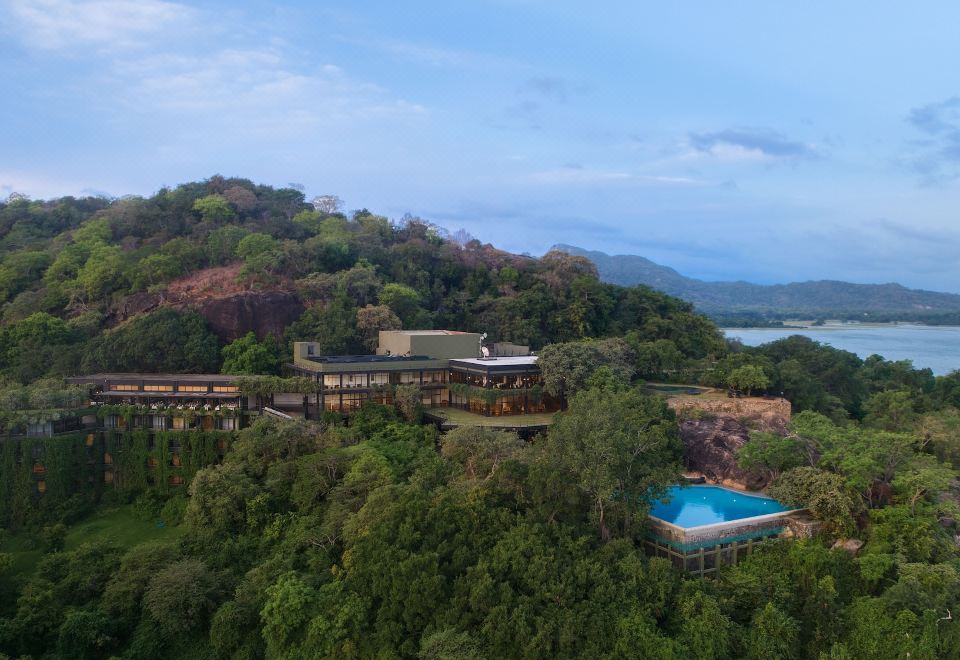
[650,485,791,528]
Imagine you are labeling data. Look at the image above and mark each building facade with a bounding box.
[288,330,561,416]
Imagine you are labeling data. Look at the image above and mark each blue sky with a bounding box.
[2,1,960,291]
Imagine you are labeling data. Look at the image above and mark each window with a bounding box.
[323,374,342,389]
[37,480,46,493]
[369,372,390,387]
[178,385,208,393]
[343,373,366,388]
[144,384,173,392]
[213,385,240,393]
[110,384,139,391]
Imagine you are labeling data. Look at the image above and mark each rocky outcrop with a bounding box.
[678,410,790,491]
[196,290,304,341]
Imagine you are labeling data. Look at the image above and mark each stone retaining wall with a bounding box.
[668,395,792,420]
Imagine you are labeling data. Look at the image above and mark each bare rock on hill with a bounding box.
[197,290,304,341]
[680,415,770,490]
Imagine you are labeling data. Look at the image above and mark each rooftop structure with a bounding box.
[288,330,557,418]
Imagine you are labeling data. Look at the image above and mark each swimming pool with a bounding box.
[650,485,792,528]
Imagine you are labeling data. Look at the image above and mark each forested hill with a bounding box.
[557,244,960,322]
[0,178,723,382]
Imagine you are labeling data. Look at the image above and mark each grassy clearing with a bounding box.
[1,504,186,580]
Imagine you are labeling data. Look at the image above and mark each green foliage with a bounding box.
[143,559,221,633]
[727,364,771,394]
[81,308,221,373]
[222,331,281,375]
[537,337,636,399]
[770,467,859,536]
[539,386,682,540]
[193,194,236,225]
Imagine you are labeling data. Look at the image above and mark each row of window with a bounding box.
[107,384,240,393]
[102,415,239,431]
[320,370,448,389]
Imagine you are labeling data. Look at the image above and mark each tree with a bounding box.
[260,572,318,657]
[193,194,236,225]
[55,609,112,660]
[677,591,734,660]
[393,384,423,423]
[891,454,953,514]
[537,338,636,401]
[81,308,221,374]
[441,427,525,481]
[727,364,770,396]
[378,283,422,326]
[206,225,249,265]
[769,467,858,536]
[746,602,800,660]
[863,389,918,431]
[221,332,281,375]
[737,431,807,482]
[142,559,220,633]
[540,386,682,540]
[185,462,260,536]
[102,541,181,626]
[356,304,401,351]
[312,194,344,214]
[419,629,483,660]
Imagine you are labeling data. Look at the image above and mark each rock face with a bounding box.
[680,415,773,490]
[197,290,304,342]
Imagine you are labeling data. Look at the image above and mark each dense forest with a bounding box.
[1,179,960,658]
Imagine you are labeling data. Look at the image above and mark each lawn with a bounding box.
[1,504,186,580]
[426,407,558,428]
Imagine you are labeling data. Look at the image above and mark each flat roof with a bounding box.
[450,356,538,367]
[306,355,431,364]
[386,330,476,336]
[66,373,242,382]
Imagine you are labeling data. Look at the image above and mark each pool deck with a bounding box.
[646,484,804,552]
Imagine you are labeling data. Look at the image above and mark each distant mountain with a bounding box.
[556,244,960,322]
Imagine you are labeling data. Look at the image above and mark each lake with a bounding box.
[724,323,960,376]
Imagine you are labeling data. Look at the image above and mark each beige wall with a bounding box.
[377,331,482,359]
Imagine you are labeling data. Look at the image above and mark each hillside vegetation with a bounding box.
[558,244,960,324]
[0,178,721,381]
[2,179,960,658]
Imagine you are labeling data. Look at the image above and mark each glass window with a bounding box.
[343,373,366,388]
[110,384,139,391]
[144,384,173,392]
[369,372,390,386]
[178,385,208,393]
[323,374,342,389]
[213,386,240,393]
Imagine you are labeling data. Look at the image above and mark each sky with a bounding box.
[2,1,960,292]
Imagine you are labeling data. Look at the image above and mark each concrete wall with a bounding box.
[377,331,482,359]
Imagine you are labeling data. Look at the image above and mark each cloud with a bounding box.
[525,166,704,185]
[5,0,193,50]
[111,48,426,133]
[907,97,960,183]
[689,128,815,162]
[523,76,569,103]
